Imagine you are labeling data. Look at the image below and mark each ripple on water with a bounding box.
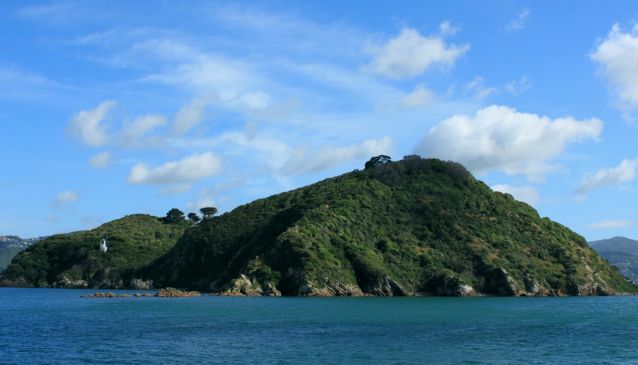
[1,289,637,364]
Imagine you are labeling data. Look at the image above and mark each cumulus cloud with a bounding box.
[414,105,603,181]
[589,220,635,229]
[367,27,469,79]
[68,101,117,146]
[172,98,210,135]
[506,8,530,33]
[89,151,111,169]
[127,152,222,184]
[591,24,638,110]
[402,85,434,108]
[575,158,637,196]
[281,137,392,175]
[491,184,540,206]
[121,114,166,145]
[51,190,78,208]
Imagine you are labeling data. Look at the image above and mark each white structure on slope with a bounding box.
[100,238,108,253]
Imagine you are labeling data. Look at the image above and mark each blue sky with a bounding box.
[1,1,638,241]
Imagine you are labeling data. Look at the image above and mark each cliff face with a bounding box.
[0,215,188,288]
[143,157,638,296]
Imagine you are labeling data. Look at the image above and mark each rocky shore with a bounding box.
[81,287,200,298]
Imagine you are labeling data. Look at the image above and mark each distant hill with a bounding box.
[0,215,189,288]
[590,237,638,284]
[0,236,40,272]
[142,156,636,296]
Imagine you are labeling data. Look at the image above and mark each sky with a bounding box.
[1,1,638,241]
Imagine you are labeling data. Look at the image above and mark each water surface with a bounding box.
[1,288,637,364]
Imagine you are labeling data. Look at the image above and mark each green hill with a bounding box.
[143,156,637,296]
[590,237,638,284]
[0,215,189,288]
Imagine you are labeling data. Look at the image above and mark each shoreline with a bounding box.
[2,286,636,298]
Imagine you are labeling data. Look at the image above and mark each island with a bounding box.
[2,156,636,296]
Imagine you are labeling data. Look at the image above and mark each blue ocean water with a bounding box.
[1,288,637,364]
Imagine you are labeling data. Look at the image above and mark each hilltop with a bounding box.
[590,237,638,284]
[1,215,189,288]
[143,156,636,296]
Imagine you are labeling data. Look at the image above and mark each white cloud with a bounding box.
[127,152,222,185]
[51,190,78,208]
[121,114,166,145]
[68,101,117,146]
[465,76,497,99]
[589,220,635,229]
[219,132,292,170]
[439,21,459,36]
[591,24,638,110]
[505,75,532,95]
[402,85,434,108]
[576,158,638,196]
[0,67,66,100]
[491,184,540,206]
[281,137,393,175]
[140,39,260,96]
[415,105,603,181]
[89,151,111,169]
[237,92,272,110]
[172,98,210,135]
[506,8,530,33]
[367,27,469,79]
[291,62,404,106]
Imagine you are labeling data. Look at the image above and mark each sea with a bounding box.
[1,288,637,364]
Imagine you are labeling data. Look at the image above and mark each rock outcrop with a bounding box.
[221,274,282,296]
[156,287,200,297]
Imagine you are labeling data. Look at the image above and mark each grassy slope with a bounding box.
[146,157,637,295]
[1,214,189,288]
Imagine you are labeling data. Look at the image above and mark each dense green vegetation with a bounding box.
[3,156,634,295]
[144,156,637,295]
[1,215,189,288]
[590,237,638,284]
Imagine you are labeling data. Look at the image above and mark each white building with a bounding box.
[100,238,108,253]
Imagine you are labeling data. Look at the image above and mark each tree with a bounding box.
[163,208,185,224]
[187,212,201,224]
[365,155,392,169]
[200,207,218,219]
